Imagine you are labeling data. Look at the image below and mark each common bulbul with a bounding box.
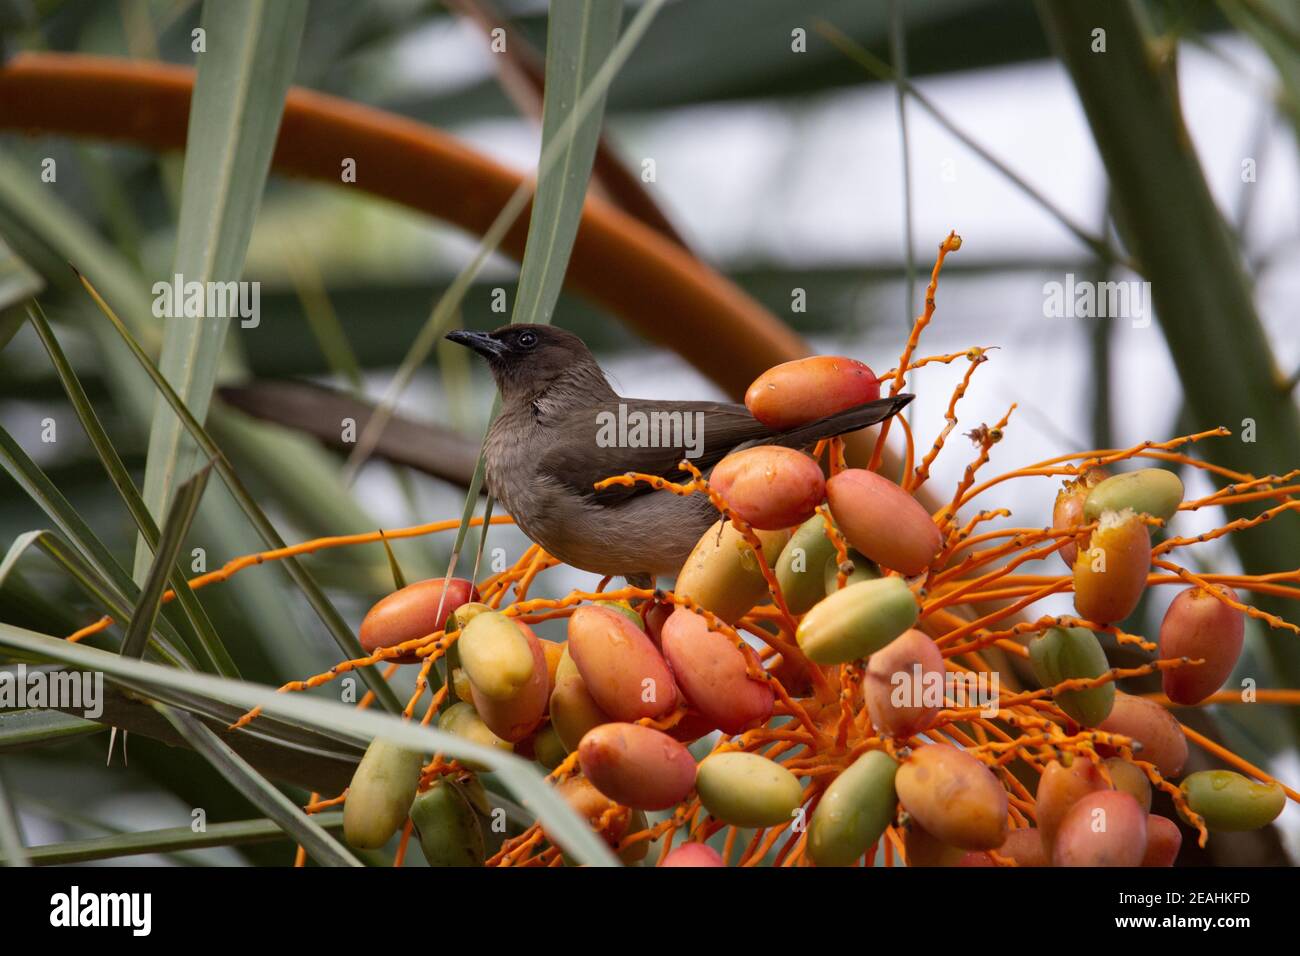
[446,324,911,584]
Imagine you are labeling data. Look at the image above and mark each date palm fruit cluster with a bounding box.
[320,240,1295,866]
[335,349,1291,868]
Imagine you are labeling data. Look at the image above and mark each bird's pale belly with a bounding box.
[484,411,720,579]
[497,475,718,580]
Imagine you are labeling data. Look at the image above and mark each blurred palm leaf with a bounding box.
[0,708,103,750]
[219,380,480,486]
[120,463,210,663]
[0,235,41,348]
[512,0,624,327]
[136,0,306,581]
[0,452,196,669]
[0,768,27,867]
[157,703,360,867]
[0,810,346,866]
[26,302,232,674]
[0,623,620,866]
[0,150,333,686]
[83,270,405,714]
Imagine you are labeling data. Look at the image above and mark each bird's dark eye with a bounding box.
[517,330,538,349]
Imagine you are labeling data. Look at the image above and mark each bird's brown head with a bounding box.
[445,324,611,406]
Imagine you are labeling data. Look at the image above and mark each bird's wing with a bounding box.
[537,399,770,505]
[537,394,913,505]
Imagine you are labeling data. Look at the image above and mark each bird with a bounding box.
[445,323,913,586]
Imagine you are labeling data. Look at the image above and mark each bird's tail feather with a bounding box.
[767,394,915,450]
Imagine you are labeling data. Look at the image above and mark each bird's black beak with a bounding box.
[445,329,506,359]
